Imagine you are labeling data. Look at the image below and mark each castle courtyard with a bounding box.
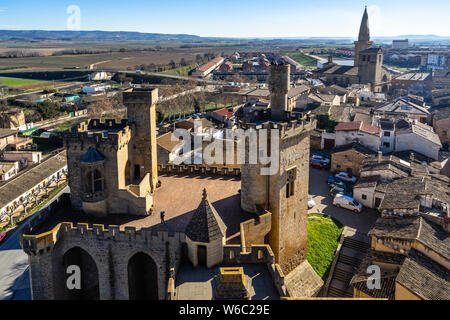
[28,173,253,239]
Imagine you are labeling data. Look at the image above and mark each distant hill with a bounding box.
[0,30,201,41]
[0,30,448,44]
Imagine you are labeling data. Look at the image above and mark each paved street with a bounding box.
[0,186,69,300]
[308,167,379,234]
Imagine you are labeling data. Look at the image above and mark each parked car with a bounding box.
[312,151,330,159]
[330,186,352,198]
[0,233,6,243]
[311,155,330,165]
[327,176,343,184]
[335,172,357,183]
[333,194,362,213]
[307,196,316,209]
[328,180,348,190]
[310,160,327,169]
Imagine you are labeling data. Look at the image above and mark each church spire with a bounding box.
[358,6,370,42]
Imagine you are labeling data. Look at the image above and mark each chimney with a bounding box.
[378,150,383,163]
[410,152,415,162]
[328,55,333,64]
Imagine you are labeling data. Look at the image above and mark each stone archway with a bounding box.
[127,252,158,300]
[62,246,100,300]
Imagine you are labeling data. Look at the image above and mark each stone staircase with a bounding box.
[325,228,370,298]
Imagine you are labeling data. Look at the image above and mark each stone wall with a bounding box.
[240,211,272,252]
[22,222,184,300]
[331,149,370,176]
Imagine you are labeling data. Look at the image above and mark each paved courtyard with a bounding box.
[308,167,379,234]
[175,263,280,300]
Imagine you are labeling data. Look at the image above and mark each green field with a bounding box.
[0,76,47,88]
[307,214,343,280]
[284,52,319,68]
[162,63,199,76]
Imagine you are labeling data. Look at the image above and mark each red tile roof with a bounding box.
[335,121,362,131]
[214,107,235,120]
[197,57,224,72]
[335,121,380,136]
[360,122,381,135]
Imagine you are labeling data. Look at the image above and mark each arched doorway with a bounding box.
[128,252,158,300]
[197,245,207,266]
[62,247,100,300]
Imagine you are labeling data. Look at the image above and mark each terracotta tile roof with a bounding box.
[157,132,182,153]
[197,57,224,72]
[369,216,450,260]
[360,122,380,135]
[335,121,362,131]
[351,248,405,300]
[396,249,450,300]
[214,107,235,120]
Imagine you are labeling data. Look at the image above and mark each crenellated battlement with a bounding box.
[238,114,317,139]
[64,119,132,149]
[21,221,185,255]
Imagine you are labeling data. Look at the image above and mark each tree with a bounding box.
[37,101,60,120]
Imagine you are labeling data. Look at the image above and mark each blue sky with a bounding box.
[0,0,449,38]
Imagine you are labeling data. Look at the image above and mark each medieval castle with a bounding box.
[20,60,324,299]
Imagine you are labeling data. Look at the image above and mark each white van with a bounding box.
[333,194,362,213]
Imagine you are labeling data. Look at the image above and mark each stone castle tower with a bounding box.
[241,63,315,275]
[123,88,159,192]
[268,63,290,121]
[64,88,158,217]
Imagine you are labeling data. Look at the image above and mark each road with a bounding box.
[308,167,379,234]
[0,186,69,300]
[159,85,219,102]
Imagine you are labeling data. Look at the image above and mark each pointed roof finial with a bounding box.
[358,6,370,42]
[202,188,208,201]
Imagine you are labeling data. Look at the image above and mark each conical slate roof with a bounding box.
[81,147,105,163]
[184,189,227,243]
[358,6,370,42]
